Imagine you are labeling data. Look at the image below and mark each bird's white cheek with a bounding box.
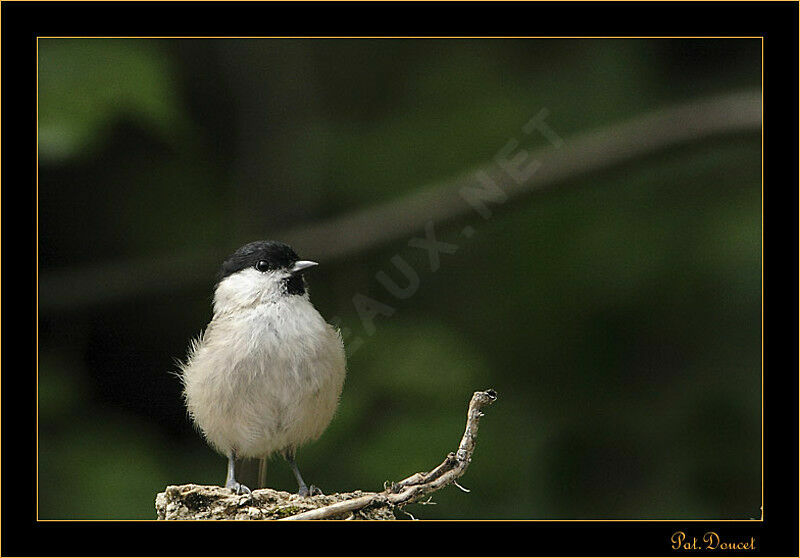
[213,269,288,313]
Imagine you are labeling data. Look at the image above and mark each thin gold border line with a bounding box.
[33,518,765,522]
[33,35,765,523]
[35,35,39,522]
[760,36,765,523]
[36,35,765,39]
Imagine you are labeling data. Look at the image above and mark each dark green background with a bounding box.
[37,38,761,520]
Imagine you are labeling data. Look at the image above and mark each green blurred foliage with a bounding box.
[38,39,187,162]
[37,38,761,519]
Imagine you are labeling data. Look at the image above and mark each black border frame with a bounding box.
[4,1,797,556]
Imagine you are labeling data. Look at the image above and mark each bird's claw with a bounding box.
[226,480,252,495]
[298,485,323,497]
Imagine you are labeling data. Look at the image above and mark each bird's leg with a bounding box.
[285,454,322,497]
[225,451,251,495]
[258,457,268,489]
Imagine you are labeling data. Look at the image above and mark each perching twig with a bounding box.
[280,388,497,520]
[155,389,497,520]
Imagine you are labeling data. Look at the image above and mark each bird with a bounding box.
[179,240,346,496]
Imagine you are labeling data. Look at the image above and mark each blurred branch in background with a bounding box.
[38,90,760,312]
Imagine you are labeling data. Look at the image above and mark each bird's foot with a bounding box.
[298,484,323,497]
[226,480,252,495]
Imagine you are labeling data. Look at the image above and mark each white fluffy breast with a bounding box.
[180,271,346,459]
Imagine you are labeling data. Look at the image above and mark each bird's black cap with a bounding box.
[218,240,300,282]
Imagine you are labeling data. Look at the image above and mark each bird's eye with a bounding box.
[255,260,270,272]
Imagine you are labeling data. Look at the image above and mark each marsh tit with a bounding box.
[180,241,346,496]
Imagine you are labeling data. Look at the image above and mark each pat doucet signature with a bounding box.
[671,531,756,551]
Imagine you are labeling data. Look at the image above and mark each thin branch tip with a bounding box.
[279,387,498,520]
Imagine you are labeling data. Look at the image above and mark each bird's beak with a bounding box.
[290,260,318,275]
